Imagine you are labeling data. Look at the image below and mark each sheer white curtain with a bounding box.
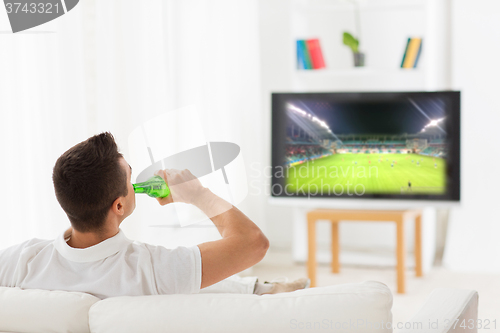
[145,0,265,247]
[0,9,88,246]
[0,0,264,248]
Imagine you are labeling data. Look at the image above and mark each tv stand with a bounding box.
[307,209,423,294]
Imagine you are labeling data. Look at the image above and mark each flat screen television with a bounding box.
[271,91,460,203]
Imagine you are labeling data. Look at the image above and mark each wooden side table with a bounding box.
[307,209,423,294]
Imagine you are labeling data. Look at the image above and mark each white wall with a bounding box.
[443,0,500,272]
[258,0,295,249]
[259,0,448,263]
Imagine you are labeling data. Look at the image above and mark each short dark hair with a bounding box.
[52,132,128,232]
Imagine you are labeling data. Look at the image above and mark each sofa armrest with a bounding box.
[396,288,478,333]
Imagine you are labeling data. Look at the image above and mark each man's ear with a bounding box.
[111,197,125,216]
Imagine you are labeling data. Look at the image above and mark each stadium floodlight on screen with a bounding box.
[270,91,460,208]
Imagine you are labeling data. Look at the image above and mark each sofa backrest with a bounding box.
[0,281,392,333]
[0,287,100,333]
[88,281,393,333]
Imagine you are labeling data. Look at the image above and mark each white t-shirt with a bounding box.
[0,229,202,299]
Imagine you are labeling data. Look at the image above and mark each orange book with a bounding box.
[402,38,422,68]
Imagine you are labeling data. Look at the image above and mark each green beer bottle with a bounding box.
[133,175,170,198]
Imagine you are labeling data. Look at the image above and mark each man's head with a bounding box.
[52,132,135,233]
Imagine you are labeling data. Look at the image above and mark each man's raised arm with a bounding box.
[155,169,269,289]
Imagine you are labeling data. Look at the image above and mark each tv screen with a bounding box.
[271,91,460,201]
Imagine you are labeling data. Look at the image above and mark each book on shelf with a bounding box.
[307,39,326,69]
[401,37,423,69]
[297,38,326,70]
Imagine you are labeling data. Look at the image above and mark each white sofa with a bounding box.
[0,281,477,333]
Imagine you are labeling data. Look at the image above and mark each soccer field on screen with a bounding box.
[285,153,446,195]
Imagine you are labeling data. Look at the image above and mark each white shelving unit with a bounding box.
[293,68,427,91]
[290,0,451,92]
[286,0,451,268]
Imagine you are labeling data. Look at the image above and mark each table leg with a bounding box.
[396,218,406,294]
[415,214,423,277]
[307,219,317,287]
[331,222,340,273]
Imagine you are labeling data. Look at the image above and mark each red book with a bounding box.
[306,39,326,69]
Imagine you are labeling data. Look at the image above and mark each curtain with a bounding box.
[0,0,264,249]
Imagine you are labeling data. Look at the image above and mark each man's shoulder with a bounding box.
[128,241,200,261]
[0,238,53,258]
[0,238,54,288]
[129,240,168,254]
[130,241,198,252]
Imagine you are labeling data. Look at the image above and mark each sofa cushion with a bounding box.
[0,287,100,333]
[89,281,392,333]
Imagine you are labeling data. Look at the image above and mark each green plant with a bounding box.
[343,32,359,53]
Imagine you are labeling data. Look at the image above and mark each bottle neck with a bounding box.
[133,184,147,194]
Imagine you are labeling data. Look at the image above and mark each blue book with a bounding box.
[297,40,306,69]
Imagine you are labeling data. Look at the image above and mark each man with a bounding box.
[0,132,308,299]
